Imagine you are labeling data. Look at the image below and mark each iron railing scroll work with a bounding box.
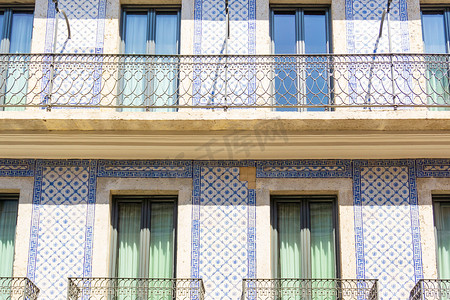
[0,54,450,110]
[67,278,205,300]
[240,279,379,300]
[0,277,40,300]
[409,279,450,300]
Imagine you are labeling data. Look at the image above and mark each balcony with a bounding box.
[0,53,449,111]
[0,277,40,300]
[409,279,450,300]
[67,278,205,300]
[241,279,378,300]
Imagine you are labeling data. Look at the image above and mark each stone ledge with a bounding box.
[1,110,450,132]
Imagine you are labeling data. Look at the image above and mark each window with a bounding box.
[271,196,337,278]
[110,196,176,278]
[421,8,450,110]
[120,7,180,111]
[0,194,19,277]
[0,8,33,111]
[271,8,331,112]
[433,196,450,279]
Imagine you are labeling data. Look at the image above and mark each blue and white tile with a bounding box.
[257,160,352,178]
[27,160,97,299]
[0,159,35,177]
[42,0,106,107]
[353,161,423,300]
[416,159,450,177]
[345,0,412,106]
[97,160,193,178]
[191,165,256,300]
[192,0,256,106]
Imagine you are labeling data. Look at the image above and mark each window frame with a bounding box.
[433,195,450,279]
[269,6,332,112]
[270,195,340,279]
[0,193,19,277]
[120,6,181,55]
[0,6,34,53]
[420,7,450,53]
[269,5,332,55]
[109,195,178,278]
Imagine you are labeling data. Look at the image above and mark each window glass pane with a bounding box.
[304,12,327,54]
[124,12,148,54]
[278,203,301,278]
[0,199,18,277]
[310,202,335,279]
[154,12,179,110]
[437,203,450,279]
[422,12,450,110]
[273,12,296,54]
[149,203,174,278]
[4,11,33,111]
[422,12,447,53]
[117,203,141,278]
[9,11,33,53]
[0,12,5,46]
[273,12,298,111]
[155,13,178,55]
[304,12,328,111]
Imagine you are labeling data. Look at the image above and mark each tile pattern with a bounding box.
[191,165,256,300]
[27,160,97,300]
[416,159,450,177]
[1,159,442,300]
[345,0,412,106]
[346,0,410,54]
[42,0,106,107]
[193,0,256,106]
[193,0,255,55]
[353,160,423,300]
[256,160,352,178]
[97,160,193,178]
[0,159,35,177]
[44,0,107,54]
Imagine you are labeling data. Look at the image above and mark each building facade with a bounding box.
[1,0,450,299]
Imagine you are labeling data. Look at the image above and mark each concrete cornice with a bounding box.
[1,110,450,132]
[1,110,450,159]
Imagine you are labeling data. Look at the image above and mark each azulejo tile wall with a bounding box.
[191,161,256,300]
[26,160,98,299]
[346,0,410,54]
[44,0,106,54]
[42,0,107,107]
[3,159,450,300]
[193,0,256,106]
[345,0,413,106]
[353,160,422,299]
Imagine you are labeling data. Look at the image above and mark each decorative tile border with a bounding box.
[195,160,256,167]
[416,159,450,178]
[42,0,107,107]
[192,0,257,106]
[190,161,256,299]
[26,160,98,298]
[6,158,450,299]
[97,160,193,178]
[345,0,410,54]
[353,160,423,299]
[0,159,35,177]
[247,188,256,279]
[256,160,352,178]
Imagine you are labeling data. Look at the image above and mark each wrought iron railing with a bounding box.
[67,278,205,300]
[0,277,40,300]
[409,279,450,300]
[0,53,450,110]
[241,279,378,300]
